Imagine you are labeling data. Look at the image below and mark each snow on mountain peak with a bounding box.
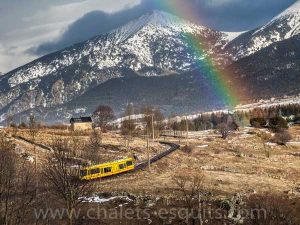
[114,10,205,44]
[276,1,300,18]
[227,1,300,60]
[147,10,183,26]
[257,1,300,38]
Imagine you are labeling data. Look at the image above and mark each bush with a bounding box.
[247,194,300,225]
[121,119,135,136]
[181,145,193,154]
[47,124,68,130]
[217,123,229,139]
[250,118,267,128]
[228,121,239,131]
[274,129,292,145]
[18,122,27,129]
[10,123,17,128]
[269,117,288,131]
[294,115,300,124]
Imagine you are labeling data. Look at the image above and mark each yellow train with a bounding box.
[79,158,135,180]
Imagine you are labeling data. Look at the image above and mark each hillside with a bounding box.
[0,10,230,123]
[229,34,300,99]
[225,1,300,60]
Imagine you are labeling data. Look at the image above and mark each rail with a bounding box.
[134,141,180,170]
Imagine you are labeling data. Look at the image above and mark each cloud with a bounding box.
[0,0,297,73]
[31,0,296,56]
[32,1,151,55]
[195,0,296,30]
[0,0,139,73]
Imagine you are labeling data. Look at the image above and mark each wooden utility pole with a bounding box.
[186,116,189,146]
[147,138,151,172]
[125,138,129,152]
[29,113,39,197]
[151,114,155,142]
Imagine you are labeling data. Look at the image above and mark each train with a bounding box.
[79,142,180,181]
[79,158,135,180]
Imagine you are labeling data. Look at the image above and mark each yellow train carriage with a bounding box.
[80,158,134,180]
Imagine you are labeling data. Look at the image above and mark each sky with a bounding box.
[0,0,296,73]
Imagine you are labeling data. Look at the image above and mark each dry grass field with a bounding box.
[96,126,300,199]
[2,125,300,224]
[5,125,300,199]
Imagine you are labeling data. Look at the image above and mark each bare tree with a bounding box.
[173,171,205,225]
[74,130,102,164]
[274,129,292,145]
[43,142,94,225]
[28,114,40,196]
[121,119,135,136]
[70,131,81,157]
[5,114,13,128]
[0,133,35,225]
[93,105,115,130]
[217,123,230,139]
[0,138,16,225]
[142,106,164,138]
[88,129,102,152]
[257,131,272,158]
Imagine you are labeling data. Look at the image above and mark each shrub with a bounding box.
[269,117,288,131]
[217,123,230,139]
[47,124,68,130]
[182,145,193,154]
[247,194,300,225]
[228,121,239,131]
[294,115,300,124]
[250,118,267,128]
[274,129,292,145]
[18,122,27,129]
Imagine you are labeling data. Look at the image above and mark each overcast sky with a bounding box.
[0,0,296,73]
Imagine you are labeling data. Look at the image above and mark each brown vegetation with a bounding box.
[42,141,95,225]
[274,129,292,145]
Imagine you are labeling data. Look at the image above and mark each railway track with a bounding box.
[12,134,180,180]
[13,135,54,152]
[134,141,180,170]
[97,141,180,182]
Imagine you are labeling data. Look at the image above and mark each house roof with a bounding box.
[70,117,92,123]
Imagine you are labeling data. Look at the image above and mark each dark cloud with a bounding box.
[31,0,297,55]
[193,0,297,31]
[31,1,153,55]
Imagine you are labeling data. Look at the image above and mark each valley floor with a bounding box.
[2,125,300,224]
[6,125,300,197]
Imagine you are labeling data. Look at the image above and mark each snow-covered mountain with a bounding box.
[1,3,300,123]
[0,10,232,122]
[225,1,300,60]
[228,34,300,99]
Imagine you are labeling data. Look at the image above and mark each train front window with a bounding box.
[80,170,87,177]
[126,161,133,166]
[104,167,112,173]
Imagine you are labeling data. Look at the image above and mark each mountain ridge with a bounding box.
[0,10,231,122]
[225,1,300,60]
[1,5,300,123]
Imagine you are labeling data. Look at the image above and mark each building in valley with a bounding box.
[70,116,93,131]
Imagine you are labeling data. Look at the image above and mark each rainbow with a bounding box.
[150,0,245,109]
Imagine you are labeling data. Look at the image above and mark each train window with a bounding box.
[126,161,133,166]
[104,167,112,173]
[90,168,100,175]
[80,170,87,177]
[119,164,126,170]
